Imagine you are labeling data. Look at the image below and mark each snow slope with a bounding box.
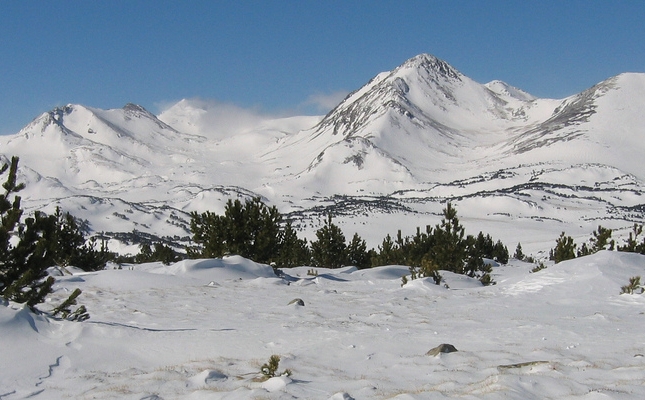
[1,251,644,399]
[0,54,644,253]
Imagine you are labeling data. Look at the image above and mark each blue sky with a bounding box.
[1,1,643,135]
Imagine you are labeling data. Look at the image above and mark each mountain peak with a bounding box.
[398,53,462,81]
[122,103,156,119]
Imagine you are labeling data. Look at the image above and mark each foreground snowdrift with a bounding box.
[1,251,644,399]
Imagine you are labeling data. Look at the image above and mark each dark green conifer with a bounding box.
[275,222,310,268]
[371,234,401,266]
[514,242,525,260]
[311,215,347,268]
[430,203,466,273]
[0,157,54,308]
[188,197,282,264]
[551,232,576,263]
[347,233,369,269]
[0,157,89,317]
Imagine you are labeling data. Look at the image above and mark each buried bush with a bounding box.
[618,224,645,254]
[620,276,643,295]
[52,288,90,321]
[401,255,443,287]
[260,355,292,378]
[531,261,547,273]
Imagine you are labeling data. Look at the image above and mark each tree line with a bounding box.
[549,223,645,264]
[188,198,509,285]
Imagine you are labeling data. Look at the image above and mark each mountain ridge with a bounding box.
[1,54,644,253]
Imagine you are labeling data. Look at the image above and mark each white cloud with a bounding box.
[157,91,348,139]
[157,98,271,140]
[303,90,349,113]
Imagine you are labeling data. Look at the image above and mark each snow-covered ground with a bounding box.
[2,251,644,399]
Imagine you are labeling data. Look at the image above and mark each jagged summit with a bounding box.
[397,53,463,81]
[312,54,464,139]
[122,103,156,118]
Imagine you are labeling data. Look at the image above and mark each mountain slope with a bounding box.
[265,54,564,185]
[1,54,644,253]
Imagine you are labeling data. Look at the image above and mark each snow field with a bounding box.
[2,251,644,399]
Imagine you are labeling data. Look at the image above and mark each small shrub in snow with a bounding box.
[288,298,305,306]
[426,343,458,356]
[420,256,442,285]
[402,256,443,287]
[620,276,643,295]
[479,270,494,286]
[261,355,291,379]
[618,224,645,254]
[531,262,547,273]
[307,268,318,276]
[52,288,90,321]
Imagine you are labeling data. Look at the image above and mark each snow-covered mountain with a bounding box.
[1,54,644,254]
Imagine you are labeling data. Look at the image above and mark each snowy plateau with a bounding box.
[1,54,645,399]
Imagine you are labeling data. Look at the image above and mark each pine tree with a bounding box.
[0,157,54,308]
[618,224,645,253]
[464,235,484,277]
[0,157,89,316]
[514,242,525,260]
[51,207,109,271]
[346,233,369,269]
[135,242,178,265]
[406,226,434,268]
[551,232,576,263]
[492,240,509,264]
[311,215,347,268]
[189,210,226,258]
[52,207,85,267]
[136,243,154,263]
[371,234,401,266]
[227,197,281,264]
[189,197,282,264]
[275,222,310,268]
[578,225,615,257]
[430,203,467,273]
[590,225,614,253]
[474,232,494,258]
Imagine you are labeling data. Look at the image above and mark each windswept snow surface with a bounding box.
[2,251,645,399]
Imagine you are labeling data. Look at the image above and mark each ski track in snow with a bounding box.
[1,252,645,399]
